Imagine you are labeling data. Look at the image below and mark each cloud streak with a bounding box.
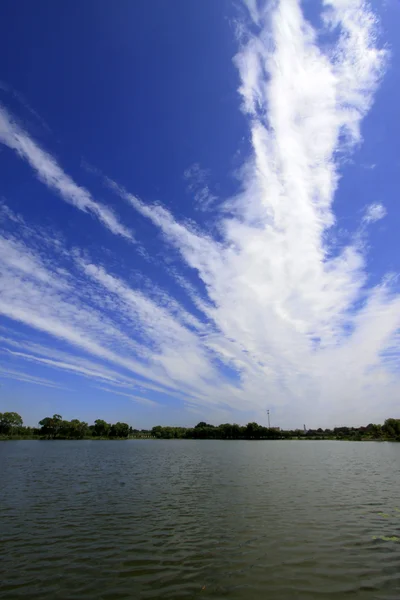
[184,163,218,211]
[0,365,66,389]
[0,105,133,240]
[0,0,398,427]
[0,226,238,412]
[363,203,387,224]
[105,0,398,424]
[96,387,160,407]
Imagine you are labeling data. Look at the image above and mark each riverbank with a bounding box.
[1,434,397,442]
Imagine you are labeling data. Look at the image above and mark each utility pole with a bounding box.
[267,409,270,429]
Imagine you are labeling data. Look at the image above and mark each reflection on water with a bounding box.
[1,440,400,599]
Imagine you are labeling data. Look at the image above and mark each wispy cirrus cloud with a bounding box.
[0,104,133,240]
[0,0,398,427]
[103,0,398,425]
[183,163,218,211]
[0,80,52,133]
[96,387,160,407]
[363,202,387,224]
[0,365,66,389]
[0,333,191,402]
[0,224,239,412]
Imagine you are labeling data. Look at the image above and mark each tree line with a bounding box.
[151,419,400,441]
[0,412,149,439]
[1,412,400,441]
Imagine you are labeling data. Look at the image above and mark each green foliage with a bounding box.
[1,411,400,442]
[37,414,89,439]
[109,422,130,438]
[150,422,282,440]
[0,411,23,434]
[383,418,400,440]
[65,419,90,439]
[93,419,110,437]
[147,419,400,441]
[38,414,63,438]
[34,414,130,439]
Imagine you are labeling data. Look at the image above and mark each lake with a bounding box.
[1,440,400,599]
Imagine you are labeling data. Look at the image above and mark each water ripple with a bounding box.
[1,440,400,599]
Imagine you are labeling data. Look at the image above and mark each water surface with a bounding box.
[1,440,400,599]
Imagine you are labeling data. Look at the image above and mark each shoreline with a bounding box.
[1,435,397,442]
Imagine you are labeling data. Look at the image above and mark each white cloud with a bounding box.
[363,202,387,223]
[0,0,398,427]
[0,104,133,240]
[0,225,237,412]
[0,80,52,133]
[0,365,66,389]
[243,0,261,25]
[183,163,218,211]
[0,334,191,402]
[0,236,68,289]
[105,0,398,426]
[96,387,160,407]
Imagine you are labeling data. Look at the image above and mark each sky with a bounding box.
[0,0,400,429]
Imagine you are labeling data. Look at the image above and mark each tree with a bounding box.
[245,422,260,439]
[66,419,89,439]
[365,423,382,439]
[219,423,234,439]
[93,419,110,437]
[0,412,23,434]
[109,422,130,438]
[383,419,400,440]
[38,414,63,438]
[152,425,163,438]
[231,424,242,439]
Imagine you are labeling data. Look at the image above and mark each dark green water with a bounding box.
[1,440,400,599]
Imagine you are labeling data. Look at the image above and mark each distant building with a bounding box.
[270,426,280,431]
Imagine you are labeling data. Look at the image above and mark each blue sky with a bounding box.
[0,0,400,429]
